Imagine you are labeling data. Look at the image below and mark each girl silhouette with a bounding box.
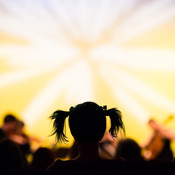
[47,101,125,174]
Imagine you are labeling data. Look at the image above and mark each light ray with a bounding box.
[113,0,175,42]
[92,0,138,41]
[90,0,113,41]
[0,42,80,67]
[0,15,52,44]
[76,0,90,40]
[100,64,150,123]
[90,46,175,71]
[64,60,94,104]
[112,67,175,113]
[119,49,175,71]
[22,60,94,126]
[112,85,150,123]
[15,1,67,39]
[0,66,52,88]
[0,0,51,33]
[48,0,81,39]
[0,11,68,45]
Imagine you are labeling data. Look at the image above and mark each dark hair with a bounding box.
[50,101,125,143]
[3,114,18,124]
[115,138,143,162]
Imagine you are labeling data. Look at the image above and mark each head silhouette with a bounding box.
[31,147,54,171]
[2,114,19,136]
[115,138,143,162]
[50,101,125,143]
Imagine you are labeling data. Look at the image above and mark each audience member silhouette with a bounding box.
[10,120,31,159]
[31,147,55,172]
[115,138,144,162]
[0,138,25,171]
[0,114,19,140]
[47,101,125,174]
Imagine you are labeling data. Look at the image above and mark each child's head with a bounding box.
[50,101,125,143]
[69,102,106,142]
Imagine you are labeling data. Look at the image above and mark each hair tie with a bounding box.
[103,105,107,110]
[69,106,75,114]
[102,105,108,116]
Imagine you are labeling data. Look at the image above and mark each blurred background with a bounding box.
[0,0,175,153]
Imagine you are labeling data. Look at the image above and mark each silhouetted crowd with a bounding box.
[0,102,175,175]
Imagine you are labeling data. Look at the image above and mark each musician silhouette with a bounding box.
[143,117,175,162]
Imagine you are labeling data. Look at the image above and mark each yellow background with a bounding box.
[0,0,175,154]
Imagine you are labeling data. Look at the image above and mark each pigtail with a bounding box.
[50,110,69,143]
[106,108,125,137]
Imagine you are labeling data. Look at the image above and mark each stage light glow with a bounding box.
[22,60,95,126]
[0,0,175,149]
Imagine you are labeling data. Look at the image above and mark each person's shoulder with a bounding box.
[46,159,80,175]
[46,158,126,175]
[47,159,62,169]
[46,159,74,171]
